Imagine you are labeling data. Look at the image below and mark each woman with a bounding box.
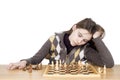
[8,18,114,70]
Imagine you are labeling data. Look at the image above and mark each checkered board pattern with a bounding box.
[43,64,101,78]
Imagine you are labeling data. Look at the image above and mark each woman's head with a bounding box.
[66,18,98,46]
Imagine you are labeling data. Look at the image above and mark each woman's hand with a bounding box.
[7,60,27,70]
[93,31,102,39]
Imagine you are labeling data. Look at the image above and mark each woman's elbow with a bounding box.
[106,60,114,68]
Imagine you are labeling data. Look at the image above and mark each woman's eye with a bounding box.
[78,33,82,37]
[83,39,88,43]
[78,35,81,37]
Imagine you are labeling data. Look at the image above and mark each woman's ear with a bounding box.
[72,24,77,31]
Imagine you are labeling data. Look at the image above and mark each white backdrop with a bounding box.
[0,0,120,65]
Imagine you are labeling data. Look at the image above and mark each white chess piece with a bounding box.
[98,67,102,73]
[55,60,59,70]
[103,65,106,74]
[59,59,62,67]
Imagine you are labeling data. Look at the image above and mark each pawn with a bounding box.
[64,62,67,70]
[55,60,59,70]
[59,59,62,67]
[39,63,42,70]
[98,67,102,73]
[78,60,82,67]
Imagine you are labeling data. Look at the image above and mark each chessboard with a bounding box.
[43,61,102,78]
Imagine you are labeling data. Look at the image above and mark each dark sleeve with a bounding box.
[22,39,51,65]
[85,38,114,68]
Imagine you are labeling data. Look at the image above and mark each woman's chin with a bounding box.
[71,43,76,46]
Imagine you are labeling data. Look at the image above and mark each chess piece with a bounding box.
[64,62,67,69]
[103,65,106,74]
[98,67,102,73]
[51,61,54,66]
[59,59,62,67]
[55,60,59,71]
[85,63,89,70]
[98,67,103,74]
[78,60,82,67]
[39,63,42,70]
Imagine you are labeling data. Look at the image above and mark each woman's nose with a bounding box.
[78,38,83,44]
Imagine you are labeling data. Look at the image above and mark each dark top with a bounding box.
[64,34,76,54]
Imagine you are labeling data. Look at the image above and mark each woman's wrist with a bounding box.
[20,60,27,65]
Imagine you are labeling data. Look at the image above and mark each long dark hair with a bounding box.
[65,18,97,35]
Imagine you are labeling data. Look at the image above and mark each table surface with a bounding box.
[0,65,120,80]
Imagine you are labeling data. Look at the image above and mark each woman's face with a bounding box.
[69,25,92,46]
